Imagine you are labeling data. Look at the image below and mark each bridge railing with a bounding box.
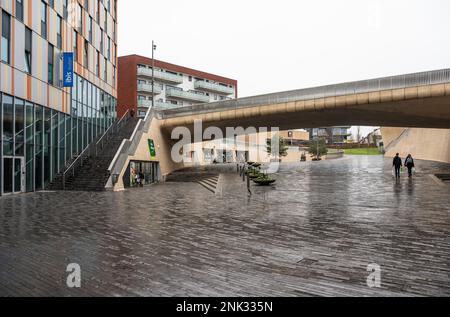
[160,68,450,117]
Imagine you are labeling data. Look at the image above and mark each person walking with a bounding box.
[405,154,415,178]
[393,153,403,179]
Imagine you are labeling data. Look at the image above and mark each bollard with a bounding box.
[243,167,246,182]
[247,174,252,195]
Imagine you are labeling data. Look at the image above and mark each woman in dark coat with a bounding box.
[405,154,415,177]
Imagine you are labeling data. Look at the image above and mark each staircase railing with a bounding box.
[96,109,131,156]
[61,110,131,190]
[384,128,411,153]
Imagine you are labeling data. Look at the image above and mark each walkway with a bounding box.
[0,156,449,296]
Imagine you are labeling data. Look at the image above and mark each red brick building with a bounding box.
[118,55,238,118]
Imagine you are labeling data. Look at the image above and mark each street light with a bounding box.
[151,41,157,110]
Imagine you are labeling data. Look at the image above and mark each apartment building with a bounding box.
[310,127,352,145]
[0,0,118,196]
[118,55,238,117]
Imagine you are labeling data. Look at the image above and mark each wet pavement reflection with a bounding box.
[0,156,449,296]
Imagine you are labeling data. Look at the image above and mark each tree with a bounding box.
[308,139,328,160]
[267,134,289,159]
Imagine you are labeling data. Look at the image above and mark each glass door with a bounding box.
[3,158,13,194]
[14,157,25,193]
[2,157,25,195]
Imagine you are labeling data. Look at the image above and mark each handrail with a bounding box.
[62,134,100,190]
[384,128,411,153]
[107,105,156,187]
[96,109,131,156]
[61,109,132,190]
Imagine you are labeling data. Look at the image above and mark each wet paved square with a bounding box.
[0,156,449,296]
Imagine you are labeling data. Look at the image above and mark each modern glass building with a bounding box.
[0,0,118,196]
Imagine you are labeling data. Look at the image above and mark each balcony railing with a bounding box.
[154,101,185,110]
[137,67,183,84]
[138,99,185,110]
[137,83,163,95]
[166,89,210,103]
[137,99,153,108]
[194,81,235,95]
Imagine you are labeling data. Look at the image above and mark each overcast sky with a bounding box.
[118,0,450,137]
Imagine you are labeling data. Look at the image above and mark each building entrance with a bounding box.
[123,161,160,188]
[2,157,25,194]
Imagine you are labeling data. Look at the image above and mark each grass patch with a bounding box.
[344,148,382,155]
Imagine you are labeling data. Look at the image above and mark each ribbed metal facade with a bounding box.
[162,69,450,117]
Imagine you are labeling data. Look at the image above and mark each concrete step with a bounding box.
[196,176,219,194]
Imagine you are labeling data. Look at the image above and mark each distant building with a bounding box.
[118,55,238,118]
[309,127,352,144]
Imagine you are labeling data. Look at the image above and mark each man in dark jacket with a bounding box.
[405,154,415,178]
[393,153,403,179]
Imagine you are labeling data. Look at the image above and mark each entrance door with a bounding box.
[3,157,25,194]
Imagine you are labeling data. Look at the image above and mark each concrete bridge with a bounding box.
[107,69,450,190]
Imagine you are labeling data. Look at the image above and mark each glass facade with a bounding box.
[0,74,116,196]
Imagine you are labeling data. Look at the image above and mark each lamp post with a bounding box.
[151,41,157,110]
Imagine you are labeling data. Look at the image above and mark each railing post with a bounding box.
[62,174,65,191]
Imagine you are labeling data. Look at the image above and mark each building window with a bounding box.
[84,40,89,67]
[24,27,32,74]
[1,11,11,64]
[107,37,111,61]
[104,8,107,31]
[96,50,100,76]
[100,30,104,54]
[113,66,116,88]
[41,1,47,39]
[73,31,78,62]
[16,0,24,22]
[104,57,107,81]
[77,4,83,34]
[97,0,100,21]
[89,16,93,42]
[57,15,62,49]
[63,0,68,20]
[48,44,54,85]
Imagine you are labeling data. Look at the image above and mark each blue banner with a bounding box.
[63,52,74,87]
